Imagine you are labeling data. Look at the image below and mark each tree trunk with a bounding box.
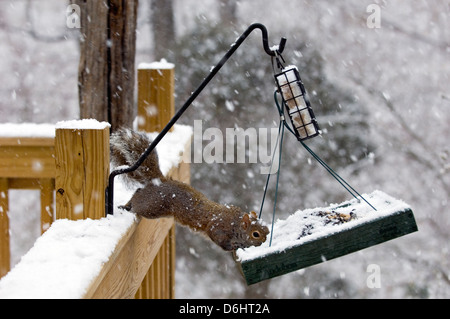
[75,0,138,132]
[75,0,108,123]
[108,0,138,130]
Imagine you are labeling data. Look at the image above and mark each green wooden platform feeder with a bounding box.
[232,51,418,285]
[234,191,417,285]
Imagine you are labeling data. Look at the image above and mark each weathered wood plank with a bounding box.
[108,0,138,130]
[135,216,177,299]
[7,178,46,190]
[75,0,109,124]
[134,62,178,299]
[75,0,137,130]
[83,216,174,299]
[0,178,9,278]
[39,178,55,233]
[137,66,175,133]
[0,137,54,147]
[237,208,418,285]
[55,125,110,220]
[0,135,56,279]
[0,144,55,178]
[83,136,190,299]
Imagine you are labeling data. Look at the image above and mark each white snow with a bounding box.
[148,124,193,176]
[0,123,56,138]
[138,59,175,70]
[55,119,111,130]
[236,190,412,262]
[269,44,280,52]
[0,120,111,138]
[0,123,192,299]
[0,211,136,299]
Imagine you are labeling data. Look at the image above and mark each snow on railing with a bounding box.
[0,122,191,298]
[0,62,191,298]
[0,124,57,278]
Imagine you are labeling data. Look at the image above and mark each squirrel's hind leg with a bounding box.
[118,189,139,212]
[123,187,173,219]
[118,201,132,211]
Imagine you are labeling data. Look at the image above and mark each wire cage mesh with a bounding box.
[275,66,320,141]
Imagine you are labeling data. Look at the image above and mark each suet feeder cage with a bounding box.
[274,66,320,141]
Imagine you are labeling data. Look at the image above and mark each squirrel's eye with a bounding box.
[252,231,260,239]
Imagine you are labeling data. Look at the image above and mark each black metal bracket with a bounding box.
[106,23,287,215]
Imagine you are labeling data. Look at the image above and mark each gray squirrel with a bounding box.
[110,128,269,251]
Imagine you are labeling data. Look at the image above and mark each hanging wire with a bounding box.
[259,84,377,248]
[271,53,285,75]
[273,91,377,212]
[256,53,287,245]
[258,91,286,247]
[299,141,377,211]
[258,114,282,219]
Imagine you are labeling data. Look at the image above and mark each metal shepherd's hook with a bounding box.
[106,23,287,215]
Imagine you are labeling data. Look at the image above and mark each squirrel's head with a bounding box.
[236,211,269,249]
[205,206,271,251]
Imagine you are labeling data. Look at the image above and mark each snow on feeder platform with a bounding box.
[234,190,417,285]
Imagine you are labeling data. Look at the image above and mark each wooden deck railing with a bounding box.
[0,133,55,277]
[0,62,189,299]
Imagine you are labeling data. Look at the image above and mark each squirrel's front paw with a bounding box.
[118,204,132,211]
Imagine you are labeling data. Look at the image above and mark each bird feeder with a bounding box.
[234,191,417,285]
[274,65,320,141]
[105,23,418,286]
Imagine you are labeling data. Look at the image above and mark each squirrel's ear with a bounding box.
[241,213,251,230]
[250,211,257,219]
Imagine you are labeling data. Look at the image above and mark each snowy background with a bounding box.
[0,0,449,298]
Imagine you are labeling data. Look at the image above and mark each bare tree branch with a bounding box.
[383,15,450,52]
[349,76,450,196]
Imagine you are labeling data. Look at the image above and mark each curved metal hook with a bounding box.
[242,23,287,56]
[106,23,288,215]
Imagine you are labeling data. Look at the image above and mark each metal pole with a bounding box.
[106,23,287,215]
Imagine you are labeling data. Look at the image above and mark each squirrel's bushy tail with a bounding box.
[110,128,164,185]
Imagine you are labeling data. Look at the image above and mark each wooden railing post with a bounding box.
[40,178,55,232]
[137,62,175,132]
[0,132,56,279]
[135,61,178,299]
[0,178,9,278]
[55,121,110,220]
